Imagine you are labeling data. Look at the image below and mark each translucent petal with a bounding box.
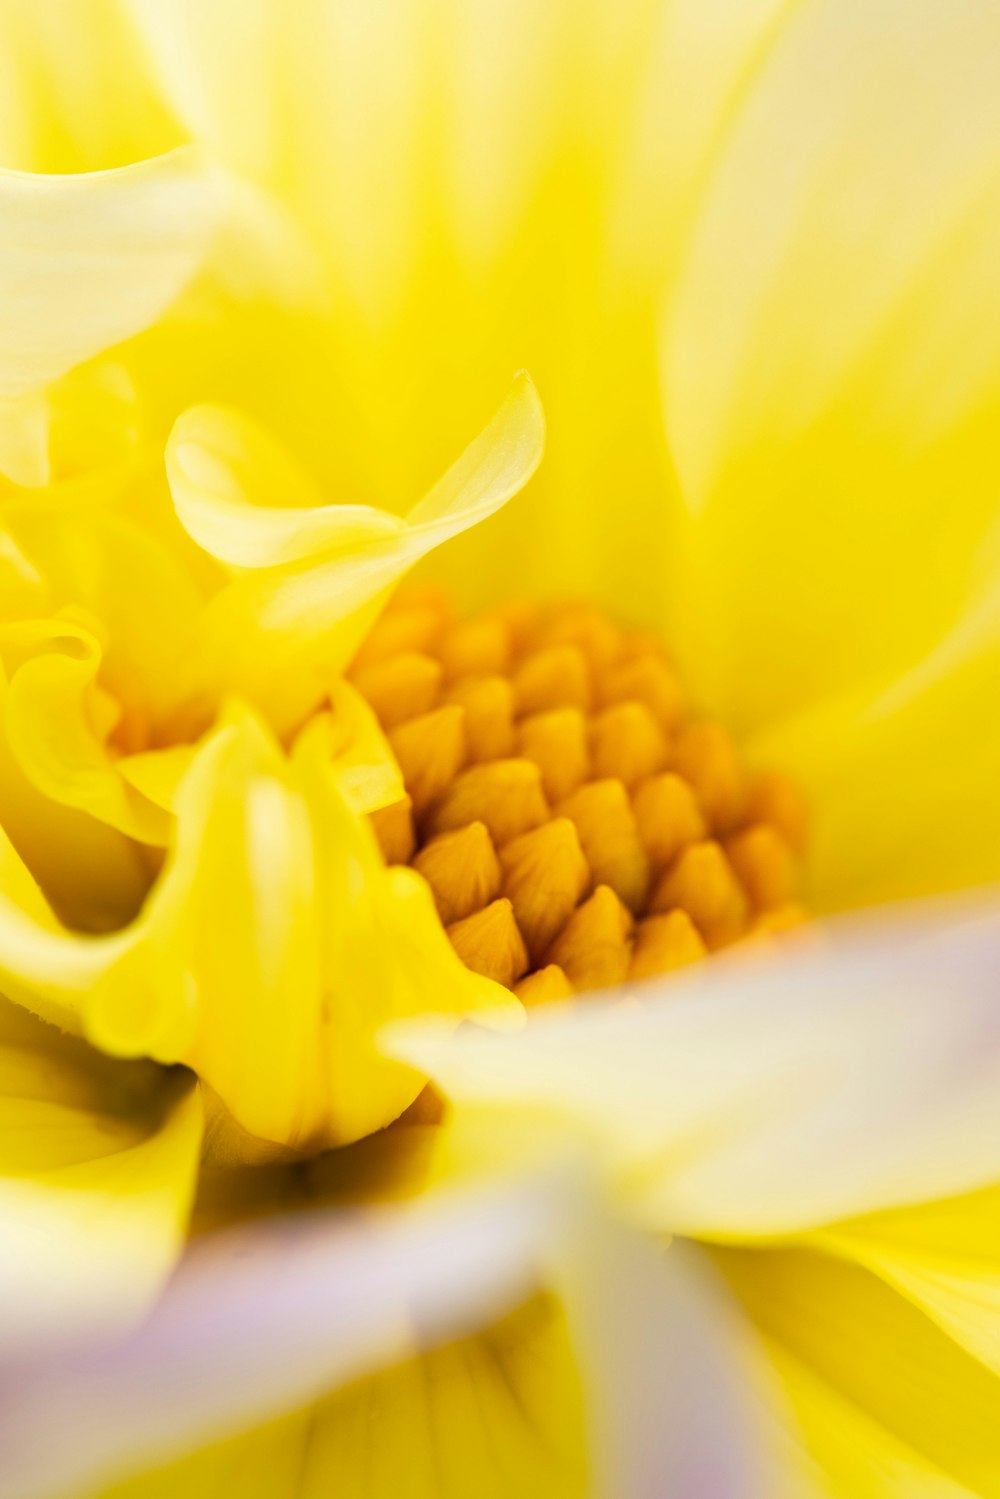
[0,1143,760,1499]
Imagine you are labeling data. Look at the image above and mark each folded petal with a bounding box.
[717,1242,1000,1498]
[0,1000,202,1362]
[389,896,1000,1237]
[2,618,172,845]
[165,373,545,736]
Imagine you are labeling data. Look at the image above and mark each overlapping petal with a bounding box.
[717,1244,1000,1498]
[0,1000,202,1362]
[0,1138,760,1499]
[0,146,224,485]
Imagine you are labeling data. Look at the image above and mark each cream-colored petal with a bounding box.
[717,1243,1000,1498]
[662,0,1000,734]
[0,1000,202,1361]
[0,147,223,402]
[165,373,544,737]
[389,896,1000,1238]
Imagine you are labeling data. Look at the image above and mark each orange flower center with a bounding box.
[351,589,807,1000]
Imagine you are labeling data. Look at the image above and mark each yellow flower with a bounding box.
[1,1,1000,1496]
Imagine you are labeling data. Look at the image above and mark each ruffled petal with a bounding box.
[717,1242,1000,1498]
[0,1001,202,1362]
[388,896,1000,1238]
[165,373,545,736]
[2,618,172,845]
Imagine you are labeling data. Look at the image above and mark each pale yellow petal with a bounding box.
[0,1000,202,1360]
[165,373,544,737]
[388,897,1000,1238]
[165,402,405,568]
[718,1243,1000,1498]
[662,0,1000,735]
[0,0,180,172]
[0,147,223,402]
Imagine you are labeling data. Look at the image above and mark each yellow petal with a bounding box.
[751,575,1000,908]
[0,147,223,402]
[0,0,181,173]
[815,1183,1000,1381]
[717,1243,1000,1498]
[165,401,406,568]
[0,999,202,1360]
[662,0,1000,735]
[2,617,172,844]
[165,373,545,736]
[388,896,1000,1238]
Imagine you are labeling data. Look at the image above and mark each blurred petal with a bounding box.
[165,372,545,736]
[752,535,1000,906]
[0,0,181,172]
[0,147,223,402]
[389,896,1000,1237]
[0,1001,202,1361]
[0,1143,761,1499]
[718,1244,1000,1498]
[662,0,1000,735]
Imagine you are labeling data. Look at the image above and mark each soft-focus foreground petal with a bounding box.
[662,0,1000,735]
[0,1001,202,1361]
[164,373,545,737]
[717,1243,1000,1498]
[0,148,223,483]
[389,895,1000,1238]
[0,1141,761,1499]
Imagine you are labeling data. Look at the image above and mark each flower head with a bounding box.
[2,2,1000,1496]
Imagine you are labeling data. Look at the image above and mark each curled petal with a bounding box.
[165,372,545,735]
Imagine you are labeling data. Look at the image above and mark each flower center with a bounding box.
[350,590,806,1000]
